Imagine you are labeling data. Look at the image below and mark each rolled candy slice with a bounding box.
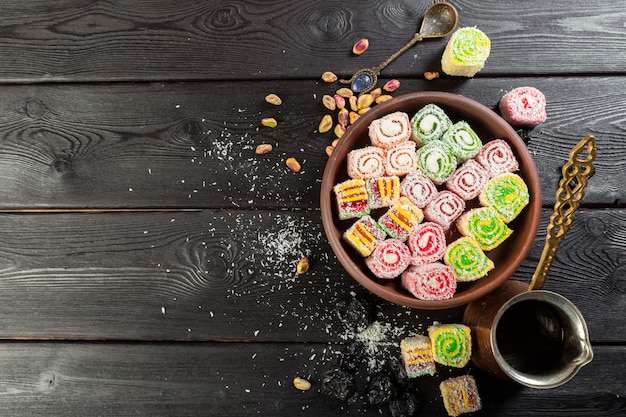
[384,141,418,176]
[367,176,400,209]
[400,170,438,208]
[333,179,370,220]
[423,191,466,231]
[368,111,412,149]
[410,104,452,146]
[399,335,437,378]
[441,27,491,78]
[407,222,447,266]
[499,86,547,128]
[444,236,494,281]
[343,215,387,257]
[476,139,519,178]
[347,146,385,179]
[416,141,457,185]
[446,159,490,201]
[441,121,482,162]
[401,262,457,301]
[457,207,512,251]
[439,375,482,417]
[479,172,529,223]
[378,197,424,241]
[428,323,472,368]
[365,238,411,279]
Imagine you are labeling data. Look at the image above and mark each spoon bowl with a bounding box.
[419,2,459,38]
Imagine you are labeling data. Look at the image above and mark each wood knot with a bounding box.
[39,370,58,393]
[25,98,47,120]
[205,6,248,31]
[304,7,350,41]
[51,152,75,175]
[171,119,207,144]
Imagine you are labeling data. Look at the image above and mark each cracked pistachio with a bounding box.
[319,114,333,133]
[336,88,353,98]
[349,96,358,112]
[261,118,277,128]
[322,95,336,111]
[296,257,310,274]
[337,108,349,127]
[424,71,440,80]
[370,87,382,101]
[286,157,301,172]
[383,79,400,92]
[293,377,311,391]
[352,38,369,55]
[334,94,346,110]
[375,95,393,104]
[325,146,334,157]
[334,124,346,138]
[321,71,338,83]
[357,93,374,110]
[265,93,282,105]
[255,144,273,154]
[349,111,360,125]
[358,107,371,115]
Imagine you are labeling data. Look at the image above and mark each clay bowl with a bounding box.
[320,92,541,310]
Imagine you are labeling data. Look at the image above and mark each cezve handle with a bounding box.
[529,135,597,291]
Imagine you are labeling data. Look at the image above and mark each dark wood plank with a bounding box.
[0,208,623,342]
[0,341,622,417]
[0,77,623,210]
[0,1,624,83]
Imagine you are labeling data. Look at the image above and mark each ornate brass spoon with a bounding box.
[529,134,597,290]
[340,2,458,93]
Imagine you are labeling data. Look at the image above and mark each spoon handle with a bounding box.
[529,134,597,291]
[373,33,423,74]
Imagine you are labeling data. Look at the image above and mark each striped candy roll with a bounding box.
[444,237,494,281]
[441,121,482,162]
[368,111,412,149]
[407,222,447,266]
[446,159,490,201]
[343,215,387,257]
[347,146,385,179]
[440,375,482,417]
[441,27,491,78]
[410,104,452,146]
[476,139,519,178]
[423,191,466,231]
[399,335,436,377]
[333,178,370,220]
[401,262,457,301]
[457,207,512,251]
[367,176,400,209]
[428,323,472,368]
[384,141,418,176]
[378,197,424,241]
[416,141,458,185]
[365,238,411,279]
[479,172,529,223]
[499,86,547,128]
[400,170,438,208]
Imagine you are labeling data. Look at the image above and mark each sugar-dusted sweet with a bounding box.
[499,86,547,128]
[407,222,447,266]
[378,197,424,241]
[347,146,385,179]
[410,104,452,146]
[384,141,418,176]
[416,141,458,185]
[401,262,457,301]
[441,121,482,162]
[365,238,411,279]
[441,27,491,78]
[343,215,387,257]
[368,111,412,149]
[476,139,519,178]
[439,375,482,416]
[479,172,529,223]
[400,170,438,208]
[446,158,490,201]
[423,191,466,231]
[367,176,400,209]
[333,178,370,220]
[399,335,436,377]
[428,323,472,368]
[457,207,512,251]
[444,236,494,281]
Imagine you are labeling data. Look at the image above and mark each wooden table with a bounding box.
[0,1,624,416]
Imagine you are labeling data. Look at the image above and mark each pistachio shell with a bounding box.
[318,114,333,133]
[383,79,400,92]
[337,108,349,127]
[322,95,336,111]
[261,118,277,128]
[336,88,353,98]
[352,38,369,55]
[375,95,393,104]
[321,71,338,83]
[357,93,374,110]
[265,93,282,105]
[255,144,273,154]
[334,94,346,110]
[296,257,309,274]
[286,157,301,172]
[325,146,334,157]
[334,124,346,138]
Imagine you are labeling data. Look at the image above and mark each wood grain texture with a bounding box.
[0,209,623,342]
[0,0,624,82]
[0,342,622,417]
[0,77,623,210]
